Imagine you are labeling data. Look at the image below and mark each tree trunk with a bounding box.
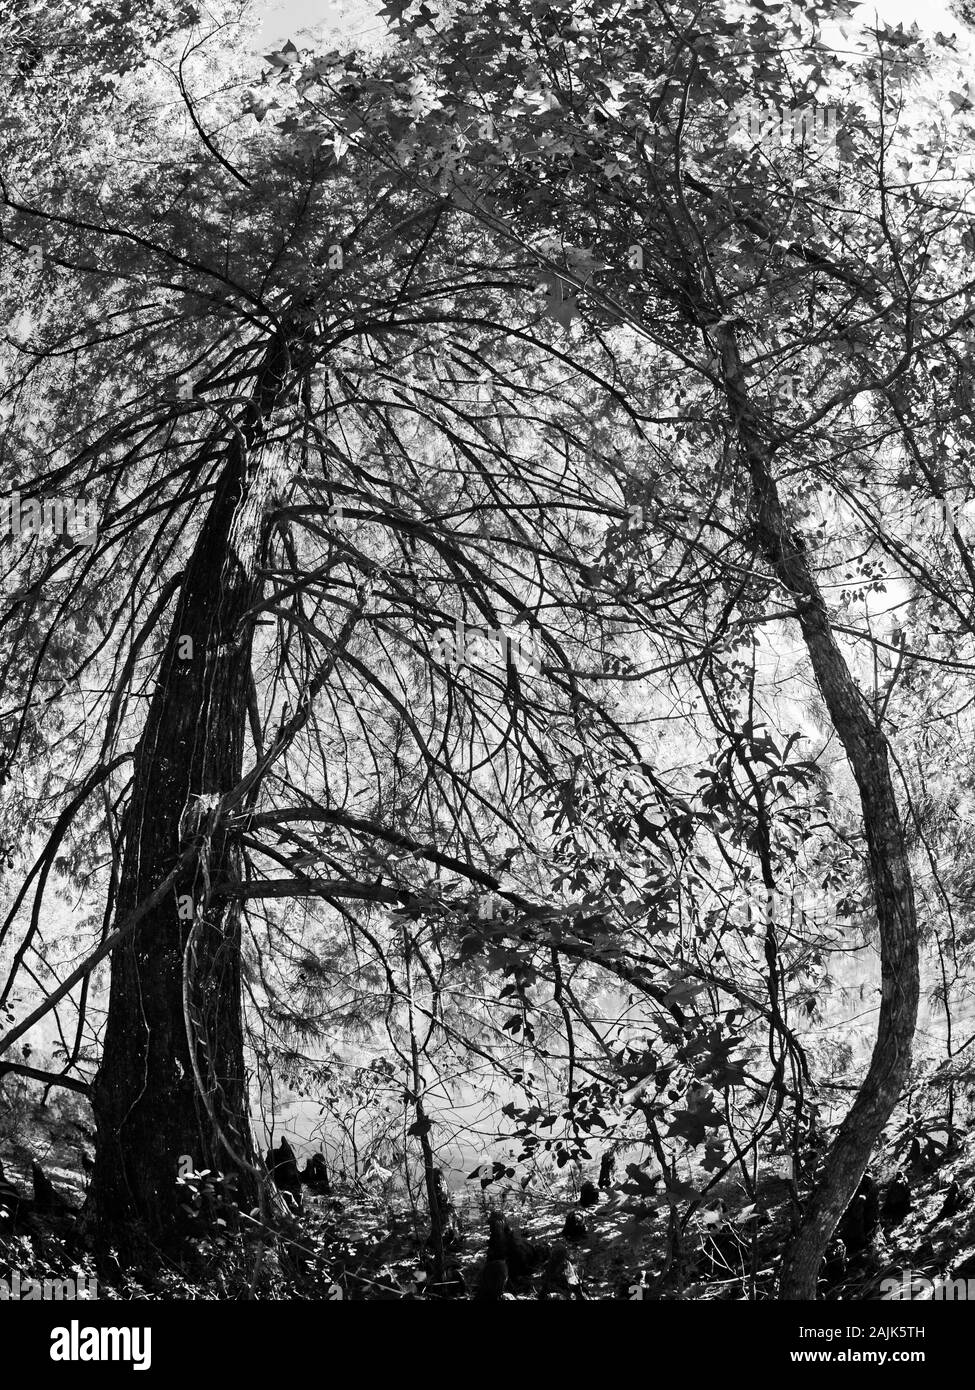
[714,328,920,1299]
[89,326,301,1253]
[402,925,446,1285]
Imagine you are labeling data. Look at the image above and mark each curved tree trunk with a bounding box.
[713,328,920,1299]
[88,326,301,1254]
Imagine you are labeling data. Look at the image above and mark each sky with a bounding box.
[259,0,386,47]
[857,0,957,26]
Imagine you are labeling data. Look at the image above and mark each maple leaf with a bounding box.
[264,41,300,68]
[666,1110,708,1146]
[537,276,579,327]
[377,0,410,21]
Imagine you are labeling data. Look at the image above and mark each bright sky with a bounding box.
[259,0,385,46]
[856,0,957,27]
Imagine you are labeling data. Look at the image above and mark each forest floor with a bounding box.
[3,1098,975,1299]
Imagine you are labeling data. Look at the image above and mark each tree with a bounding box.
[1,6,672,1251]
[328,0,975,1294]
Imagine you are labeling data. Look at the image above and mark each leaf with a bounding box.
[244,90,277,122]
[264,42,301,68]
[665,1110,707,1146]
[536,276,579,327]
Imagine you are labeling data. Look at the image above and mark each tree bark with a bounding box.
[88,324,302,1253]
[714,328,920,1299]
